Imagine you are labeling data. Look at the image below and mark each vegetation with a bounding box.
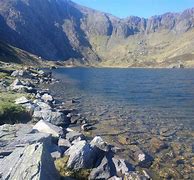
[55,156,91,180]
[0,92,30,125]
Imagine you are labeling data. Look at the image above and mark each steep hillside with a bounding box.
[0,41,44,65]
[0,0,194,67]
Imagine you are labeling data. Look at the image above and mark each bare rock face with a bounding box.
[0,142,60,180]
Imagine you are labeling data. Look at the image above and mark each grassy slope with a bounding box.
[0,41,45,66]
[89,29,194,68]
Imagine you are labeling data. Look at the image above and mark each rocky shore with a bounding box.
[0,64,154,180]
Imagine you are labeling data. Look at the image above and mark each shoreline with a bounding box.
[0,65,152,179]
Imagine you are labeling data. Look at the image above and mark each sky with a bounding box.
[72,0,194,18]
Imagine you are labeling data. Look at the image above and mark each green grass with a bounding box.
[55,156,91,180]
[0,92,30,125]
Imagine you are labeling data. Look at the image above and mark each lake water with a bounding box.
[49,68,194,179]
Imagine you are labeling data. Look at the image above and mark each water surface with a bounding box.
[49,68,194,179]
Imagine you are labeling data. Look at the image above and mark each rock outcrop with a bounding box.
[0,143,60,180]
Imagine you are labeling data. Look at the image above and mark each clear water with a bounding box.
[49,68,194,178]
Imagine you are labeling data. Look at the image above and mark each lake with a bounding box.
[49,68,194,179]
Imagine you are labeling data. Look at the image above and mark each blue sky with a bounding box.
[72,0,194,18]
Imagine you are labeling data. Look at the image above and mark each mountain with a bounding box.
[0,0,194,67]
[0,41,44,65]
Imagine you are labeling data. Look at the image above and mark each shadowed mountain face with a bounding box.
[0,0,194,67]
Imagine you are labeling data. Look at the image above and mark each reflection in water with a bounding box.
[49,68,194,179]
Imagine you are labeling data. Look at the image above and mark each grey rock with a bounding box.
[22,103,35,116]
[108,176,122,180]
[50,111,67,126]
[129,145,153,168]
[66,131,85,142]
[41,93,54,103]
[112,158,131,175]
[58,138,71,152]
[0,143,60,180]
[81,123,93,131]
[11,70,24,77]
[65,140,96,169]
[15,96,30,104]
[36,101,52,110]
[89,155,113,180]
[123,172,150,180]
[90,136,109,152]
[7,132,52,148]
[33,120,63,137]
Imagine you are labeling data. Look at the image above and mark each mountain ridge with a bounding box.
[0,0,194,67]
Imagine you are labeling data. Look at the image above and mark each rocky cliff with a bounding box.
[0,0,194,67]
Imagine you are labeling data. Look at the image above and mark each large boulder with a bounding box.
[33,108,68,126]
[33,120,63,137]
[65,140,96,170]
[0,143,60,180]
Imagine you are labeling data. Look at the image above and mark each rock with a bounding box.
[36,101,52,110]
[150,137,168,153]
[90,136,110,152]
[160,129,177,137]
[123,172,150,180]
[22,103,35,116]
[66,131,85,142]
[89,155,113,180]
[129,145,153,168]
[50,111,68,126]
[58,138,71,153]
[0,143,60,180]
[38,70,45,76]
[11,70,24,77]
[33,120,63,137]
[10,79,35,93]
[33,109,68,126]
[10,78,23,86]
[81,123,93,131]
[112,158,132,176]
[0,81,7,91]
[7,132,51,148]
[41,93,54,103]
[0,123,53,158]
[15,96,30,104]
[51,150,62,160]
[108,176,122,180]
[65,140,96,169]
[71,136,83,145]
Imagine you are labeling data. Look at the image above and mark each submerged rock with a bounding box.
[150,137,168,153]
[0,143,60,180]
